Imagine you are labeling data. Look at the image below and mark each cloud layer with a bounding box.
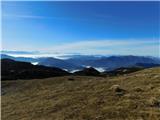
[44,39,159,56]
[2,39,159,57]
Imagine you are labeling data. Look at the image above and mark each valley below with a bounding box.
[2,67,160,120]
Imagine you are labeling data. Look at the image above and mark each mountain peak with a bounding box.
[74,67,100,76]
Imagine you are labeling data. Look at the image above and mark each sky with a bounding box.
[1,1,160,57]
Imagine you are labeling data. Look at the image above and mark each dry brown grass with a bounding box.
[1,67,160,120]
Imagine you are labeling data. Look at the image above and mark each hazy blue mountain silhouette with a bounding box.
[90,56,160,70]
[135,63,160,68]
[1,54,160,71]
[66,55,160,70]
[1,54,37,62]
[38,57,83,71]
[103,67,144,76]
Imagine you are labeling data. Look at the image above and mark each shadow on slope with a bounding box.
[1,59,69,80]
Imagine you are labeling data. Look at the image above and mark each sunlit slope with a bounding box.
[2,67,160,120]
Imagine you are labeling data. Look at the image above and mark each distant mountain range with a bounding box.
[1,54,160,72]
[1,56,160,80]
[104,67,144,76]
[38,57,83,71]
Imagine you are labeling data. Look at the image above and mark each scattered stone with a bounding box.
[147,85,154,90]
[110,85,125,96]
[134,87,143,92]
[110,85,121,92]
[68,78,75,81]
[148,97,160,107]
[153,75,160,79]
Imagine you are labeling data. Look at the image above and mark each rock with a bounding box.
[153,75,160,79]
[148,97,160,107]
[68,78,75,81]
[147,85,154,90]
[134,87,143,92]
[110,85,125,96]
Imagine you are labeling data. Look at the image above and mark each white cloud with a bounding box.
[2,14,89,21]
[2,39,159,57]
[3,14,47,19]
[44,39,159,56]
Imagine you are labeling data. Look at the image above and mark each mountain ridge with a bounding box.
[1,58,69,80]
[1,54,160,71]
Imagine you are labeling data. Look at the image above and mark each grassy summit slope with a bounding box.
[2,67,160,120]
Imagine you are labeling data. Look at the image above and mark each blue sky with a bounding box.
[2,1,160,56]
